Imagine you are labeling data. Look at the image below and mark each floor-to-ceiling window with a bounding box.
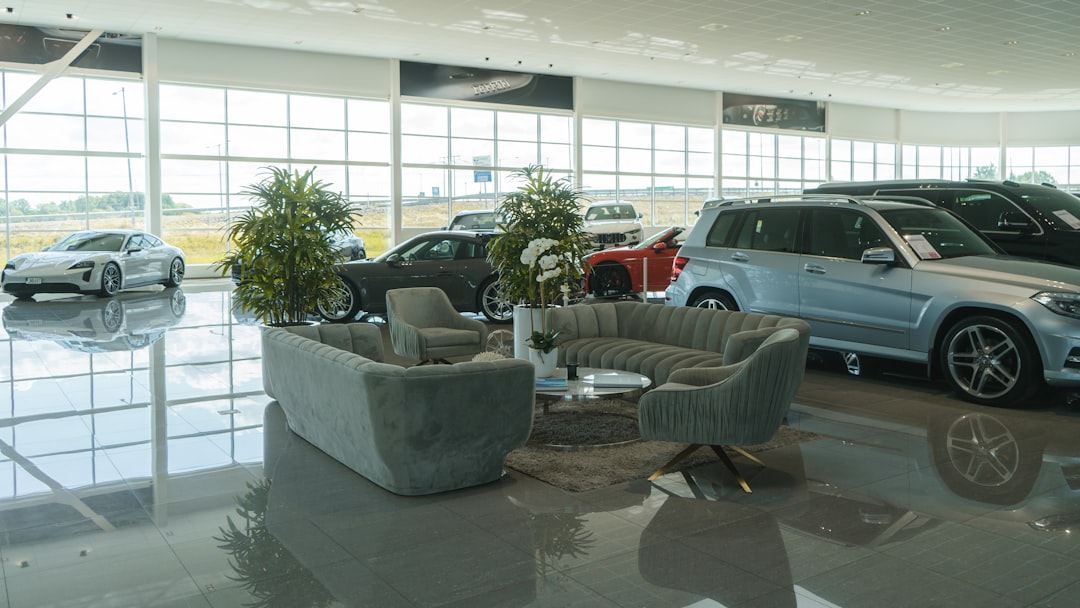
[0,71,144,259]
[720,130,825,198]
[158,84,392,262]
[900,144,999,180]
[579,118,714,228]
[829,139,897,182]
[400,102,574,229]
[1006,146,1080,189]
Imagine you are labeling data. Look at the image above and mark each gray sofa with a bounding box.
[261,323,536,496]
[548,301,811,385]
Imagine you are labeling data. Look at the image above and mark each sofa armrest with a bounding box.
[722,327,780,366]
[665,364,743,387]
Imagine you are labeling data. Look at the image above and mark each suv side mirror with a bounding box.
[861,247,895,264]
[997,212,1035,233]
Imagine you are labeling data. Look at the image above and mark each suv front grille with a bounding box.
[597,233,625,244]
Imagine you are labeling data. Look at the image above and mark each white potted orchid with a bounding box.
[520,237,572,374]
[487,165,592,360]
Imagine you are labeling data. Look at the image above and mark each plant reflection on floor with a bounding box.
[529,511,596,580]
[214,479,335,608]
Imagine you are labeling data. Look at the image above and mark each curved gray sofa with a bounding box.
[548,301,811,385]
[261,323,536,496]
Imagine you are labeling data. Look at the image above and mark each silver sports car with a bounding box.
[2,230,185,300]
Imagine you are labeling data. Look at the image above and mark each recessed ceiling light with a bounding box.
[1004,40,1019,46]
[777,35,802,42]
[700,23,727,31]
[856,10,872,16]
[941,62,963,68]
[1064,51,1078,57]
[937,26,951,32]
[352,7,364,13]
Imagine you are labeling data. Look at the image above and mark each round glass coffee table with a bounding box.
[535,367,651,405]
[529,368,652,450]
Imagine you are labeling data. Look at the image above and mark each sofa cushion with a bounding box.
[419,327,482,348]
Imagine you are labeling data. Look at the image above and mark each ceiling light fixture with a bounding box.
[700,23,727,31]
[1004,40,1019,46]
[777,35,802,42]
[937,26,951,32]
[1064,51,1077,57]
[941,62,963,68]
[352,7,364,13]
[856,10,871,16]
[65,12,75,19]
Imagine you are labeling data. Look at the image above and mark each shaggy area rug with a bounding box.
[504,398,818,493]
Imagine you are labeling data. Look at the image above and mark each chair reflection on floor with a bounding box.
[638,495,796,606]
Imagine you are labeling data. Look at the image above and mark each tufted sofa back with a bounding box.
[550,301,808,355]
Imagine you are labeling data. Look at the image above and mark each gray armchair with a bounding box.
[386,286,488,364]
[637,326,809,493]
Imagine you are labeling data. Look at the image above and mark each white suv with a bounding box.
[667,194,1080,407]
[583,201,644,250]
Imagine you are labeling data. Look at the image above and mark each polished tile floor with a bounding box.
[1,280,1079,607]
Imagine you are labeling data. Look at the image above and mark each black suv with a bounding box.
[806,180,1080,267]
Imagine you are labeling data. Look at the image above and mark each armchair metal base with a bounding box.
[647,444,765,493]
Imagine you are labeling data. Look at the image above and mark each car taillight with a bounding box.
[671,256,689,282]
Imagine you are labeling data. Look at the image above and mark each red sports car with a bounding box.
[585,226,684,297]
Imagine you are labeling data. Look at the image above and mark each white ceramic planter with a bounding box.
[513,305,547,360]
[528,346,559,378]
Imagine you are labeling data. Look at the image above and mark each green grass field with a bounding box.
[2,195,696,264]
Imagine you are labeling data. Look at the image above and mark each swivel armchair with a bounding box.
[637,326,809,493]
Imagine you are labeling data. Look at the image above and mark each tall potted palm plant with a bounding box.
[217,166,359,326]
[487,165,592,359]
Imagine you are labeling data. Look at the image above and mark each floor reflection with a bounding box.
[0,281,1076,607]
[3,288,187,352]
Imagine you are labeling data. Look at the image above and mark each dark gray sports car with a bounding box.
[317,230,511,323]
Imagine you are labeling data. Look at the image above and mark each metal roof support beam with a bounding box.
[0,28,105,127]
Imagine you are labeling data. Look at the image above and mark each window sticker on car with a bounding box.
[904,234,942,259]
[1052,210,1080,229]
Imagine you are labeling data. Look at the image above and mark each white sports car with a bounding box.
[2,230,185,300]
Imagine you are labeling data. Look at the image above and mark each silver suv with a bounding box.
[666,194,1080,407]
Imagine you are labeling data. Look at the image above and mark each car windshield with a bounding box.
[586,204,637,221]
[1018,187,1080,231]
[876,207,998,260]
[450,212,496,230]
[51,232,125,252]
[633,227,682,249]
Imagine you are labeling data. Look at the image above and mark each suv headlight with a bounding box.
[1033,292,1080,319]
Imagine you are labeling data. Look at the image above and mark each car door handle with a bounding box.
[731,252,749,262]
[804,263,827,275]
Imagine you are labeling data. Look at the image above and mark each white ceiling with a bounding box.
[5,0,1080,113]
